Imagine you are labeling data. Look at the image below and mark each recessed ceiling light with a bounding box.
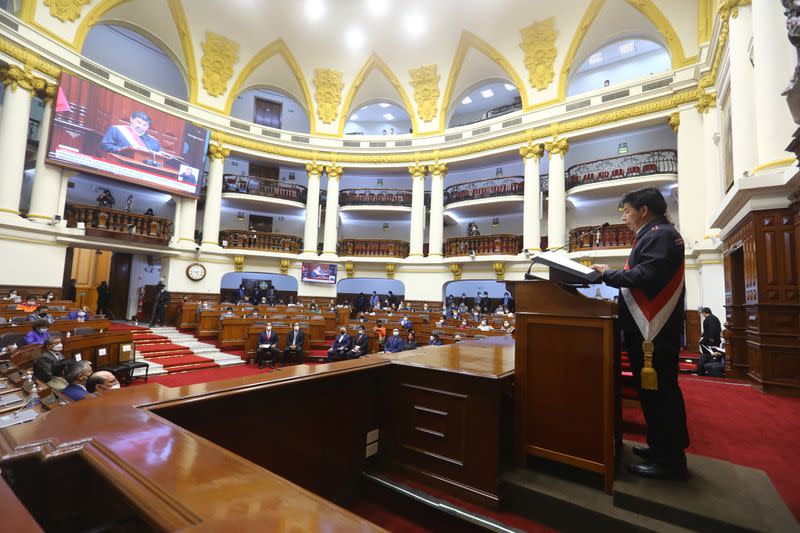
[480,88,494,98]
[351,113,359,121]
[461,96,472,104]
[404,11,426,38]
[383,113,395,121]
[345,27,365,50]
[305,0,325,22]
[503,83,515,92]
[378,102,391,108]
[366,0,390,17]
[588,52,603,64]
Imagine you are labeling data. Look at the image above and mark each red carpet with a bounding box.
[131,328,220,374]
[136,342,191,354]
[109,323,149,331]
[624,375,800,521]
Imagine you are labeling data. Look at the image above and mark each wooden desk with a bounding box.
[0,319,111,338]
[62,331,134,368]
[197,309,222,338]
[221,317,325,350]
[244,325,312,360]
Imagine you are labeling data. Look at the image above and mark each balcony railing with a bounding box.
[444,176,525,205]
[339,188,412,207]
[566,149,678,190]
[223,174,308,204]
[569,223,634,252]
[220,230,303,253]
[65,204,172,245]
[338,239,409,258]
[444,234,522,257]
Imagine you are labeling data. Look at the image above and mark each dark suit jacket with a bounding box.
[384,335,404,353]
[285,329,305,350]
[62,384,88,401]
[350,333,369,354]
[331,334,351,351]
[701,314,722,346]
[257,331,279,348]
[101,125,161,152]
[33,349,64,382]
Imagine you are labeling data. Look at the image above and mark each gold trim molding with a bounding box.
[520,18,558,91]
[44,0,91,22]
[313,68,344,124]
[201,32,239,97]
[409,64,440,123]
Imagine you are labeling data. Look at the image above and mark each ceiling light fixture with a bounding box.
[378,102,391,108]
[480,88,494,98]
[461,96,472,104]
[350,113,359,121]
[503,83,515,92]
[404,11,426,38]
[383,113,395,121]
[366,0,390,17]
[305,0,325,22]
[345,27,365,50]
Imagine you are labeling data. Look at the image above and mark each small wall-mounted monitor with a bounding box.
[301,262,337,284]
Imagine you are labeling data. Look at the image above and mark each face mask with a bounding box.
[37,328,47,334]
[358,330,364,335]
[53,343,63,351]
[109,383,121,390]
[266,326,272,331]
[429,336,434,341]
[38,312,47,317]
[294,326,300,331]
[78,312,86,318]
[340,331,346,335]
[393,331,399,336]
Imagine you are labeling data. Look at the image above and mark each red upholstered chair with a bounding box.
[642,163,657,173]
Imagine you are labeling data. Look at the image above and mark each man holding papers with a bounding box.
[591,187,689,481]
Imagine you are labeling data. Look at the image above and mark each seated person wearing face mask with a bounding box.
[383,328,404,353]
[23,319,51,346]
[33,337,65,382]
[62,360,93,401]
[86,370,121,393]
[283,322,305,365]
[28,305,55,324]
[328,328,351,362]
[453,334,463,343]
[428,332,444,346]
[222,306,235,318]
[502,320,515,334]
[66,306,91,321]
[477,320,494,331]
[257,323,280,369]
[403,332,418,351]
[47,359,70,392]
[347,326,369,359]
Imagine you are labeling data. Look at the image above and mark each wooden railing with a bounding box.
[444,234,522,257]
[339,188,412,207]
[568,223,635,251]
[223,174,307,204]
[220,230,303,253]
[444,176,525,205]
[65,204,172,245]
[566,149,678,190]
[338,239,409,258]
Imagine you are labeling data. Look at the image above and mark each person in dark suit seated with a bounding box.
[428,332,444,346]
[346,326,369,359]
[283,322,305,366]
[27,305,55,324]
[696,307,723,375]
[33,337,64,382]
[403,332,418,351]
[327,327,351,362]
[257,323,280,369]
[22,319,51,346]
[46,359,70,392]
[384,328,404,353]
[399,315,412,331]
[66,306,91,321]
[62,360,93,401]
[86,370,120,393]
[101,111,162,153]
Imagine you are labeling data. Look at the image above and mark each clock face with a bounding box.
[186,263,206,281]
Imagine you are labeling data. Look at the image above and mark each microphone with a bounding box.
[524,221,610,280]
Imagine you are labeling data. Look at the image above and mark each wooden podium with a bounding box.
[507,279,620,492]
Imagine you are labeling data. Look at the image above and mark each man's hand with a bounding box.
[590,264,610,273]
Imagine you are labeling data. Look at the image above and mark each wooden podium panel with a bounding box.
[507,280,619,492]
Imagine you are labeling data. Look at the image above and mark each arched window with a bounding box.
[447,79,521,128]
[344,100,412,136]
[568,38,671,96]
[231,87,310,133]
[81,24,188,100]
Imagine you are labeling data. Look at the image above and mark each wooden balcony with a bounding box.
[569,223,634,252]
[338,239,409,258]
[65,204,172,245]
[223,174,307,204]
[444,234,522,257]
[339,188,412,207]
[220,230,303,254]
[444,176,525,205]
[566,149,677,190]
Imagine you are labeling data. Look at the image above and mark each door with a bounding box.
[249,214,273,233]
[254,97,282,129]
[108,252,132,320]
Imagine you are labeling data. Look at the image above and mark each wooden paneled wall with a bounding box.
[71,248,112,311]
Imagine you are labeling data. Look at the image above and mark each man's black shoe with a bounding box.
[258,363,265,369]
[632,445,651,459]
[627,462,688,480]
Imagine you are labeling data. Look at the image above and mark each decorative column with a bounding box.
[427,161,447,257]
[677,108,707,246]
[0,65,45,217]
[177,196,198,246]
[201,143,228,248]
[702,105,723,229]
[752,0,796,168]
[322,163,343,255]
[520,143,544,252]
[28,83,64,222]
[544,137,569,250]
[303,162,324,255]
[408,163,427,257]
[726,4,758,181]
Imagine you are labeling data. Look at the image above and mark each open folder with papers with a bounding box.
[532,251,603,283]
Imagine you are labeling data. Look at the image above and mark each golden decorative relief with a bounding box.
[43,0,91,22]
[545,137,569,156]
[0,37,61,79]
[428,162,447,176]
[325,164,343,180]
[449,263,462,280]
[201,32,239,97]
[306,162,325,175]
[207,143,230,160]
[0,65,46,93]
[408,163,427,178]
[696,93,716,114]
[409,65,440,122]
[718,0,751,20]
[519,143,544,160]
[385,264,396,279]
[668,112,680,132]
[279,259,290,275]
[233,255,245,272]
[313,68,344,124]
[345,262,355,278]
[493,262,505,281]
[520,18,558,91]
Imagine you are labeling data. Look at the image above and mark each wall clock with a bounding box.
[186,262,207,281]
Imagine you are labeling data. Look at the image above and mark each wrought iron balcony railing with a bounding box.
[569,223,635,252]
[220,230,303,253]
[444,176,525,205]
[338,239,409,258]
[339,188,412,207]
[223,175,308,203]
[566,149,677,190]
[444,234,522,257]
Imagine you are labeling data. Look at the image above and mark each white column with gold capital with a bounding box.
[322,164,343,256]
[0,66,45,218]
[201,143,228,249]
[520,143,544,252]
[544,137,569,250]
[427,162,447,257]
[28,83,64,222]
[178,197,198,247]
[303,162,324,255]
[726,4,758,181]
[408,163,427,257]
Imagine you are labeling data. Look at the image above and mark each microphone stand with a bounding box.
[524,222,609,280]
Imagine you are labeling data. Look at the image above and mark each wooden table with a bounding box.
[221,317,326,350]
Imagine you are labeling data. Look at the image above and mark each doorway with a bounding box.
[254,97,282,129]
[108,252,132,320]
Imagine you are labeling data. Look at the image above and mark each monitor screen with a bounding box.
[301,262,337,284]
[46,72,209,197]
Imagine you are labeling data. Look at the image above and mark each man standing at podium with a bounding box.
[591,187,689,480]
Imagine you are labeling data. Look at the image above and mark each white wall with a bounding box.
[444,212,523,239]
[65,175,177,218]
[568,49,671,96]
[339,216,410,240]
[565,125,677,169]
[126,254,162,319]
[230,88,311,133]
[0,239,67,287]
[344,120,412,136]
[445,280,508,298]
[337,278,405,295]
[221,272,299,291]
[219,207,306,237]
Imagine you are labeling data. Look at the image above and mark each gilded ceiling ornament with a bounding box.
[449,263,462,280]
[385,264,396,279]
[306,162,325,175]
[233,255,245,272]
[668,112,680,132]
[43,0,91,22]
[313,68,344,124]
[695,93,716,114]
[428,162,447,176]
[326,164,343,179]
[0,37,61,79]
[545,137,569,156]
[493,262,505,281]
[408,163,427,179]
[201,32,239,97]
[0,65,46,93]
[279,259,290,275]
[207,143,230,160]
[409,65,440,122]
[345,262,355,278]
[718,0,751,20]
[520,18,559,91]
[519,143,544,160]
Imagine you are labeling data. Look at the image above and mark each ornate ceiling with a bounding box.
[20,0,705,136]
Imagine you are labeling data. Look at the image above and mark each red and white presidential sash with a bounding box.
[114,124,149,150]
[620,262,684,344]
